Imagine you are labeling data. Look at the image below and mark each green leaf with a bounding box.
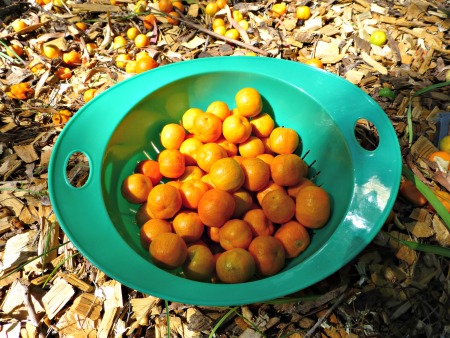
[379,87,395,100]
[407,99,413,147]
[402,165,450,231]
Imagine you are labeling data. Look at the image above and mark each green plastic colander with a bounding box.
[48,56,401,306]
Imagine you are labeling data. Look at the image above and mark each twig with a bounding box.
[20,280,45,338]
[303,287,351,338]
[170,9,269,56]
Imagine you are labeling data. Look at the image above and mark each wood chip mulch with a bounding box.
[0,0,449,337]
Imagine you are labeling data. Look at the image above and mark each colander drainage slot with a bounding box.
[354,119,379,151]
[65,151,90,188]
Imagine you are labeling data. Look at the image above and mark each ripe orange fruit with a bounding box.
[86,42,97,54]
[399,178,427,207]
[205,2,219,16]
[83,88,96,102]
[215,248,255,283]
[178,165,204,181]
[140,219,173,249]
[172,1,184,12]
[232,10,243,22]
[433,190,450,213]
[209,157,245,192]
[11,20,28,32]
[296,5,311,20]
[63,50,82,66]
[214,25,227,36]
[172,211,205,243]
[149,232,188,270]
[295,185,330,228]
[206,101,231,121]
[127,27,140,39]
[231,189,254,218]
[216,0,227,9]
[261,189,295,224]
[235,88,263,118]
[256,153,274,166]
[198,188,235,227]
[238,136,265,158]
[182,244,215,281]
[146,183,182,219]
[196,142,228,173]
[158,149,185,178]
[182,108,204,133]
[238,19,249,31]
[121,173,153,204]
[207,226,220,243]
[43,44,61,59]
[193,112,222,143]
[222,114,252,144]
[248,235,285,277]
[113,36,127,51]
[274,220,310,258]
[52,110,72,124]
[179,179,209,209]
[142,14,156,29]
[268,127,300,155]
[270,154,308,187]
[286,177,315,198]
[179,137,203,165]
[428,151,450,164]
[240,157,270,192]
[271,2,287,17]
[305,58,324,69]
[160,123,186,149]
[219,219,253,250]
[134,33,150,48]
[55,67,72,80]
[215,137,238,157]
[212,18,226,30]
[115,54,131,69]
[159,0,173,12]
[6,44,23,58]
[255,180,284,205]
[135,56,158,73]
[7,82,34,100]
[167,11,181,25]
[243,208,274,236]
[135,159,163,185]
[224,28,240,40]
[250,113,275,138]
[135,204,151,227]
[126,61,137,74]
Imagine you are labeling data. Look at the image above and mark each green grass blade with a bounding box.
[395,239,450,258]
[234,311,267,338]
[165,299,171,338]
[402,165,450,230]
[0,241,70,280]
[43,252,80,287]
[209,307,238,338]
[0,39,25,64]
[413,81,450,97]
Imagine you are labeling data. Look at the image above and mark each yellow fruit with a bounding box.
[439,136,450,153]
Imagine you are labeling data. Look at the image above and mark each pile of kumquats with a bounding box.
[121,87,331,284]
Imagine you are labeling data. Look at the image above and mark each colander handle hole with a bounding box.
[65,151,90,188]
[354,119,380,151]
